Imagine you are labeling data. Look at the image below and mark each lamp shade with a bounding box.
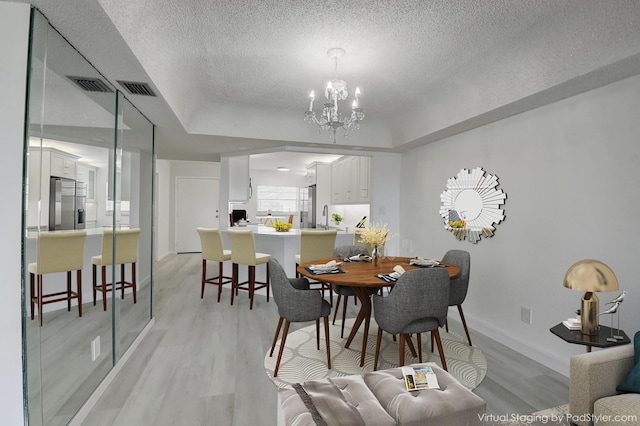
[563,259,618,293]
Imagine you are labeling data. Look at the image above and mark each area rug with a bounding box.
[264,318,487,390]
[485,404,570,425]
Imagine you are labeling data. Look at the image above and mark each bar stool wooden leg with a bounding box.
[217,261,224,302]
[77,269,82,318]
[30,273,35,320]
[249,265,256,310]
[120,264,126,299]
[38,275,43,327]
[132,262,137,304]
[67,271,72,311]
[230,263,238,306]
[101,265,108,311]
[92,264,97,305]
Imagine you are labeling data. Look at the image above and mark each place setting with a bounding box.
[304,259,345,275]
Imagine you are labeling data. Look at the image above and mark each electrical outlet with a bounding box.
[91,336,101,361]
[521,307,532,325]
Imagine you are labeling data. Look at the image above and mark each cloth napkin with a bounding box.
[309,260,341,271]
[409,257,440,267]
[345,254,372,262]
[389,265,406,279]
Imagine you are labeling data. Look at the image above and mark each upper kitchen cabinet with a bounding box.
[331,155,370,204]
[306,162,331,186]
[50,148,78,178]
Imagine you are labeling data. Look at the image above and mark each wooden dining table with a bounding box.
[297,256,460,367]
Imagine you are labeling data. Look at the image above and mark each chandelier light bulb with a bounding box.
[308,91,315,111]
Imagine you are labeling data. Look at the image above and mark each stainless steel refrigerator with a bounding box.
[49,177,86,230]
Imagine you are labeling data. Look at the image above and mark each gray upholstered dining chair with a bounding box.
[268,258,332,377]
[442,249,472,346]
[331,245,377,338]
[372,267,450,371]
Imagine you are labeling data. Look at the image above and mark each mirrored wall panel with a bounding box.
[23,9,154,425]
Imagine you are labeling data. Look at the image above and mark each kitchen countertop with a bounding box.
[229,224,352,236]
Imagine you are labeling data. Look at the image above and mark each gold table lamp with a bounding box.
[563,259,619,335]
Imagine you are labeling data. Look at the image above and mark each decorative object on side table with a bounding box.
[273,221,292,232]
[356,223,397,267]
[563,259,619,336]
[602,291,626,342]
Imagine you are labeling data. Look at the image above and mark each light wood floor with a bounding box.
[81,253,569,425]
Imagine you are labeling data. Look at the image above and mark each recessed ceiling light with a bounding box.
[277,166,290,171]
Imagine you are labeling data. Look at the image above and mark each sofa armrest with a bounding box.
[569,345,634,426]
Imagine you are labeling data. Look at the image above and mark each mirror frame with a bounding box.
[439,167,506,243]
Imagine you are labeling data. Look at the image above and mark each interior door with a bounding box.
[176,177,220,253]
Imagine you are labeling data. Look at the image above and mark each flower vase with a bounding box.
[372,245,380,267]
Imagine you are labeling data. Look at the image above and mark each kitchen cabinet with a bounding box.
[331,156,370,204]
[77,162,97,202]
[50,150,78,178]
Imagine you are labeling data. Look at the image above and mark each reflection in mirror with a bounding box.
[114,94,154,359]
[439,167,506,243]
[23,9,154,425]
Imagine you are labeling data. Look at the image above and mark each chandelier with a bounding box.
[304,47,365,143]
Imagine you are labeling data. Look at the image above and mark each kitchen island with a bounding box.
[222,225,356,282]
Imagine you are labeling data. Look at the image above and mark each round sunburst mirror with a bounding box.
[439,167,507,243]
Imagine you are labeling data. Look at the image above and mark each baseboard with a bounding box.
[447,311,570,377]
[68,317,156,425]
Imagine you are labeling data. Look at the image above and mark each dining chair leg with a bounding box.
[374,327,383,371]
[445,318,449,333]
[431,332,434,353]
[406,334,418,357]
[323,316,331,370]
[433,328,448,371]
[458,304,472,346]
[416,333,423,362]
[332,294,342,325]
[274,320,291,377]
[270,317,284,356]
[398,334,406,367]
[316,319,320,350]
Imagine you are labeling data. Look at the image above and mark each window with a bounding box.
[256,185,299,213]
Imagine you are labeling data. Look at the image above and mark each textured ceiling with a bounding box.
[16,0,640,163]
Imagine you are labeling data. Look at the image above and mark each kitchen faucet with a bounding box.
[322,204,329,229]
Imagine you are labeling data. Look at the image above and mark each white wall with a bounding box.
[0,3,31,424]
[400,74,640,376]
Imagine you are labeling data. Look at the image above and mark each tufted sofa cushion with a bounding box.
[364,364,486,426]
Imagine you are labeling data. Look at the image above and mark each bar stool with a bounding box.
[295,230,337,305]
[196,227,232,302]
[92,228,141,311]
[226,229,270,310]
[29,231,87,327]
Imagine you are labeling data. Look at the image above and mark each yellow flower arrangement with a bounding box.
[356,222,397,246]
[273,221,292,232]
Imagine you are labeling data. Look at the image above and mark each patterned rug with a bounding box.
[264,318,487,390]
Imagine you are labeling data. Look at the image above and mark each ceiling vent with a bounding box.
[66,76,114,93]
[117,80,156,97]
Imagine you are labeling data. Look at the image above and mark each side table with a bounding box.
[550,323,631,352]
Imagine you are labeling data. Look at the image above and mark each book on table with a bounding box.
[402,366,440,391]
